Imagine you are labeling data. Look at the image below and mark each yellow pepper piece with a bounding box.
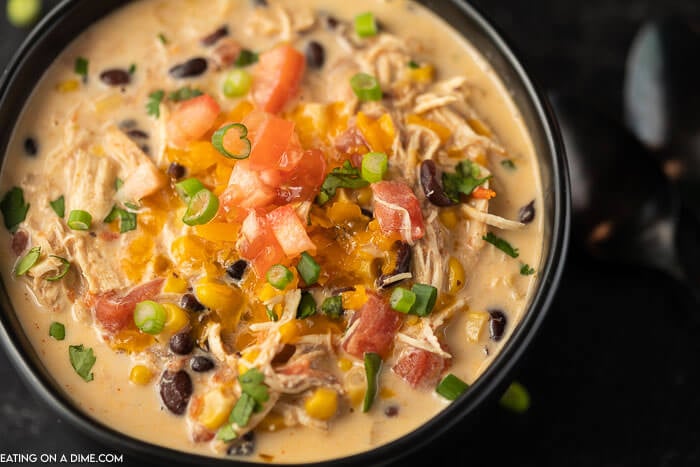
[337,358,354,372]
[342,285,368,310]
[56,79,79,93]
[163,272,188,294]
[198,389,235,431]
[448,257,466,294]
[465,311,490,343]
[407,114,451,142]
[409,64,435,83]
[304,387,338,421]
[227,100,255,122]
[162,303,190,335]
[194,281,242,313]
[129,365,153,385]
[467,118,492,137]
[356,112,396,155]
[194,222,240,243]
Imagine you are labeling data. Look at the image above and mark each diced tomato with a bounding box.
[167,94,221,148]
[252,44,306,114]
[94,278,164,334]
[220,160,277,211]
[393,347,451,389]
[275,149,327,204]
[266,204,316,257]
[242,111,299,171]
[342,292,403,359]
[239,210,285,276]
[371,181,425,241]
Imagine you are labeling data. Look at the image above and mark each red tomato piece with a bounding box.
[243,111,298,171]
[220,160,277,211]
[266,204,316,257]
[167,94,221,148]
[342,292,403,359]
[239,210,285,276]
[275,149,327,204]
[371,181,425,241]
[94,278,164,334]
[392,347,451,389]
[252,44,306,114]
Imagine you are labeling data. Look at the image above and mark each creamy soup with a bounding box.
[0,0,543,463]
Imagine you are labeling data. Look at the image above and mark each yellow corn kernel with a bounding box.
[337,358,353,372]
[129,365,153,385]
[327,201,363,224]
[380,387,395,399]
[409,64,435,84]
[259,412,287,432]
[109,330,155,354]
[342,285,368,310]
[439,208,460,229]
[94,93,123,114]
[56,79,79,93]
[194,222,240,243]
[405,315,420,326]
[304,387,338,421]
[407,114,451,142]
[163,272,188,294]
[465,311,490,343]
[355,186,373,206]
[198,389,235,431]
[162,303,190,335]
[227,100,255,122]
[257,282,282,303]
[448,257,466,294]
[279,320,300,344]
[194,281,242,313]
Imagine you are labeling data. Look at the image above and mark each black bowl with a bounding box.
[0,1,570,466]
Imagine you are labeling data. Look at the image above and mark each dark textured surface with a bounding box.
[1,0,700,466]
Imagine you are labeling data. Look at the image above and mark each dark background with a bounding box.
[2,0,700,466]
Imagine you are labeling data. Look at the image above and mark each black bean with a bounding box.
[252,0,268,7]
[305,41,325,69]
[226,259,248,281]
[99,69,131,86]
[126,129,148,140]
[488,309,507,341]
[271,344,296,365]
[420,160,456,207]
[139,144,151,155]
[201,25,229,46]
[227,431,255,456]
[180,293,205,312]
[377,241,412,289]
[119,119,138,130]
[519,200,536,224]
[23,137,38,156]
[159,370,192,415]
[169,330,195,355]
[169,57,208,79]
[360,208,374,218]
[384,405,399,417]
[323,15,339,30]
[190,356,215,372]
[167,162,186,180]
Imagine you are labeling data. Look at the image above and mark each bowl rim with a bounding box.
[0,0,570,466]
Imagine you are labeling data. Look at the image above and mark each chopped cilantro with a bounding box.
[0,186,30,232]
[265,306,279,322]
[408,60,420,69]
[168,86,203,102]
[104,205,137,233]
[157,33,168,45]
[128,63,136,75]
[49,322,65,341]
[49,195,65,218]
[235,49,259,67]
[316,161,369,205]
[74,57,89,82]
[501,159,516,170]
[69,344,96,382]
[520,263,535,275]
[146,90,164,118]
[442,160,492,202]
[483,232,519,258]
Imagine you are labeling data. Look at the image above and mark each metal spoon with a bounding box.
[549,92,700,302]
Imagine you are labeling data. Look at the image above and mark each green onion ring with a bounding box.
[211,123,251,160]
[182,188,219,226]
[350,73,383,102]
[14,246,41,276]
[67,209,92,231]
[45,255,71,281]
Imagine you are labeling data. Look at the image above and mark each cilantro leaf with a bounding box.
[235,49,259,67]
[1,186,30,232]
[520,263,535,275]
[69,345,96,382]
[49,322,65,341]
[501,159,516,170]
[442,160,492,203]
[168,86,203,102]
[74,57,88,82]
[483,232,519,258]
[316,161,370,205]
[104,205,137,233]
[157,33,168,45]
[146,90,165,118]
[49,195,65,218]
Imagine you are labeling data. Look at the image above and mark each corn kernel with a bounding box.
[448,257,466,294]
[56,79,79,93]
[355,186,373,206]
[194,281,242,313]
[337,358,353,372]
[162,303,190,335]
[198,389,235,431]
[409,64,435,84]
[327,201,363,224]
[380,387,395,399]
[439,208,460,229]
[465,311,490,343]
[279,320,300,344]
[163,272,187,294]
[342,285,368,310]
[304,387,338,420]
[194,222,240,243]
[129,365,153,385]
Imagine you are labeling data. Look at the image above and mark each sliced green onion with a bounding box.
[175,178,205,201]
[265,306,279,322]
[7,0,42,27]
[45,255,70,281]
[350,73,382,102]
[363,352,382,412]
[49,195,65,218]
[75,57,89,81]
[297,252,320,286]
[49,322,65,341]
[436,373,469,400]
[230,392,255,427]
[115,177,124,190]
[297,291,317,319]
[361,152,388,183]
[182,189,219,226]
[212,123,251,160]
[321,296,343,319]
[410,283,438,317]
[14,246,40,276]
[133,300,166,334]
[354,12,378,38]
[216,423,237,442]
[67,210,92,231]
[499,381,530,413]
[223,69,252,98]
[235,49,259,67]
[104,205,138,234]
[266,264,293,290]
[389,287,416,313]
[1,186,30,232]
